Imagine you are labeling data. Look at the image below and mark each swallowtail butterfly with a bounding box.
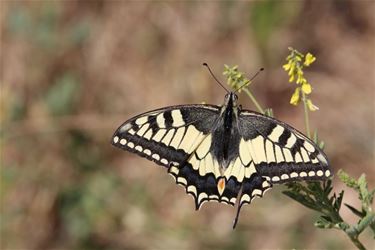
[112,66,331,228]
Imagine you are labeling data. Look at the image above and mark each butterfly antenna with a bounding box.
[203,63,230,93]
[234,67,264,93]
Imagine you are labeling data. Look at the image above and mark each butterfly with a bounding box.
[111,64,331,228]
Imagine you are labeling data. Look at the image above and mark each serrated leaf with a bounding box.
[283,191,320,211]
[308,181,322,193]
[357,174,369,202]
[338,169,358,189]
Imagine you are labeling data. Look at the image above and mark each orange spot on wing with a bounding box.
[217,178,226,196]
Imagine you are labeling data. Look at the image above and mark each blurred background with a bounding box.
[1,1,374,249]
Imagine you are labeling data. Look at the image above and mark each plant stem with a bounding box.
[353,212,375,235]
[243,88,265,114]
[322,188,368,249]
[347,235,366,250]
[301,91,311,138]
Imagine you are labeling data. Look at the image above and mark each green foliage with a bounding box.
[222,48,374,249]
[338,170,375,210]
[338,171,375,232]
[283,171,375,250]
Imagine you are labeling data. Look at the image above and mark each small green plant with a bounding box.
[223,48,375,249]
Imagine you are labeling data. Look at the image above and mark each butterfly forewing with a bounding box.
[112,105,219,165]
[112,104,230,208]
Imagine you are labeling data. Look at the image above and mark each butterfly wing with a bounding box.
[233,109,331,207]
[112,105,332,218]
[112,104,224,208]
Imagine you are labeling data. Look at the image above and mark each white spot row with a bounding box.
[271,169,331,182]
[113,136,170,166]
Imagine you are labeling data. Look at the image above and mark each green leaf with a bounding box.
[345,203,365,218]
[338,169,358,189]
[355,213,375,235]
[283,190,320,211]
[357,174,368,202]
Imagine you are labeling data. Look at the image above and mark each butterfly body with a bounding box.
[112,91,331,227]
[212,92,240,169]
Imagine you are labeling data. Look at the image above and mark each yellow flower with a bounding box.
[290,87,300,105]
[288,63,295,76]
[302,82,312,94]
[304,53,316,66]
[307,99,319,111]
[283,62,291,71]
[296,69,304,84]
[289,74,295,83]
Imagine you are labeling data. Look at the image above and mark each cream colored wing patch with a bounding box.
[239,111,332,184]
[112,105,220,169]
